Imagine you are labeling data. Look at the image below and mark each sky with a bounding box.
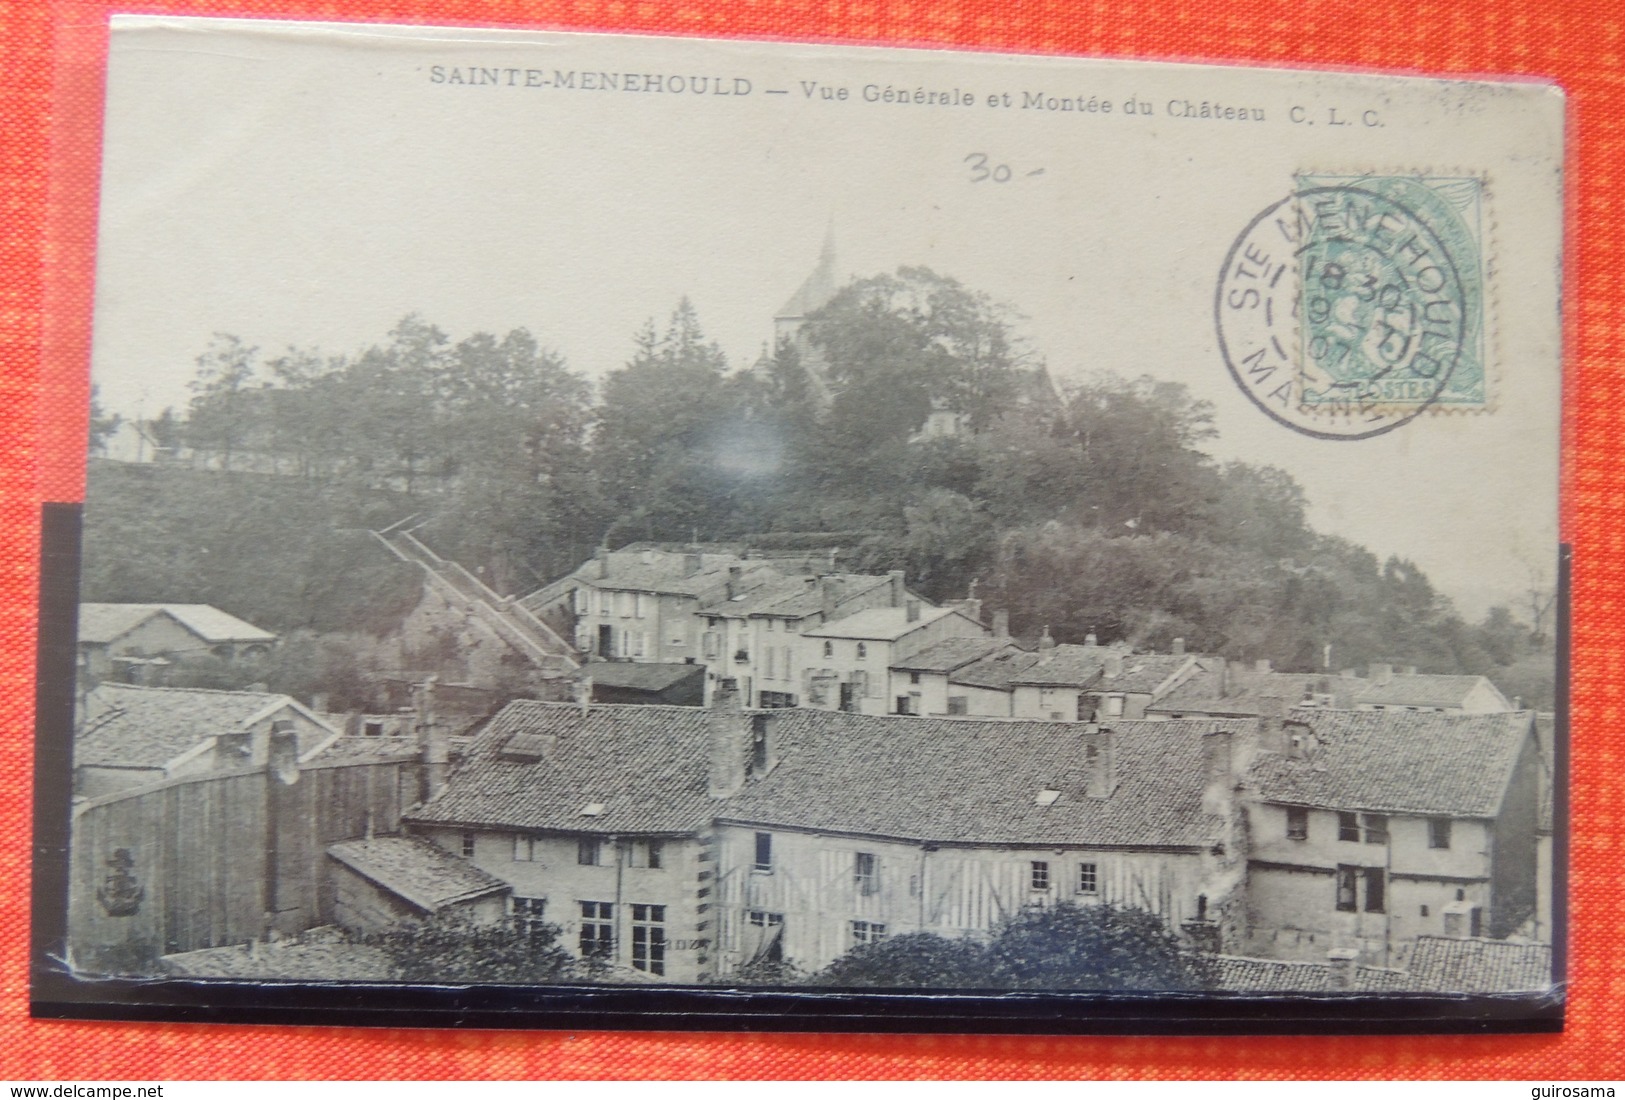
[89,18,1565,618]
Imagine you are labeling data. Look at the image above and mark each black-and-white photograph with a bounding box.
[47,16,1563,1021]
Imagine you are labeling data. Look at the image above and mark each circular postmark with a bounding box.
[1215,185,1468,441]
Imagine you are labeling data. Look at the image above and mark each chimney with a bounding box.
[1181,894,1223,954]
[1039,626,1057,650]
[1171,637,1185,656]
[1217,656,1230,698]
[1083,724,1116,799]
[1256,695,1287,755]
[888,569,907,608]
[417,677,448,802]
[310,691,329,713]
[1283,719,1316,760]
[1201,729,1234,816]
[1104,652,1123,678]
[993,609,1011,640]
[574,675,594,716]
[1084,632,1098,647]
[595,546,609,579]
[820,576,840,622]
[706,680,750,799]
[267,719,301,786]
[1369,662,1393,684]
[906,599,921,623]
[1254,658,1272,673]
[684,552,702,577]
[748,712,777,777]
[1326,947,1360,991]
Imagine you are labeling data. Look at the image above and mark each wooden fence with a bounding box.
[68,748,423,973]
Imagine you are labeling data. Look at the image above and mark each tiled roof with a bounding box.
[700,574,891,620]
[721,712,1248,847]
[1009,644,1130,688]
[892,637,1006,673]
[78,603,276,645]
[1247,708,1535,818]
[584,661,704,692]
[1355,674,1506,709]
[160,927,396,981]
[1406,936,1552,992]
[950,648,1044,691]
[1208,954,1409,993]
[76,682,333,770]
[1150,663,1361,716]
[1099,655,1198,695]
[580,558,780,598]
[305,736,422,768]
[803,605,968,641]
[405,702,717,835]
[327,836,508,912]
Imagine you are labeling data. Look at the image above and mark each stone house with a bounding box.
[799,603,988,715]
[1240,707,1541,970]
[696,571,905,709]
[403,700,721,982]
[706,708,1254,978]
[77,602,277,684]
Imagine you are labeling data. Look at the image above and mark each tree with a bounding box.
[185,333,260,471]
[88,385,121,455]
[359,909,577,984]
[808,903,1212,991]
[986,902,1211,991]
[812,932,1005,988]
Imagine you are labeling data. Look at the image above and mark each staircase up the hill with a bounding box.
[373,518,580,675]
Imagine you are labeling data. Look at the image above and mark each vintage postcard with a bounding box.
[34,16,1565,1030]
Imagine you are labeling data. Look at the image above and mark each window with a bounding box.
[628,839,664,869]
[634,592,646,619]
[1286,807,1309,841]
[633,631,648,658]
[753,831,773,873]
[895,695,920,716]
[851,920,887,946]
[461,832,476,858]
[1335,865,1358,912]
[746,910,784,963]
[579,900,614,958]
[578,836,603,866]
[910,671,921,685]
[703,632,720,660]
[1102,695,1125,717]
[823,641,834,659]
[1362,814,1389,845]
[1429,818,1452,849]
[1363,867,1386,913]
[1031,860,1050,891]
[1335,866,1384,913]
[854,852,878,896]
[513,834,540,862]
[856,642,868,659]
[513,896,547,937]
[765,646,776,678]
[1338,812,1360,842]
[1077,862,1098,895]
[947,696,969,716]
[630,903,666,975]
[362,720,384,737]
[760,690,795,709]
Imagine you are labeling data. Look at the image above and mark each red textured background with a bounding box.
[1,0,1616,1080]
